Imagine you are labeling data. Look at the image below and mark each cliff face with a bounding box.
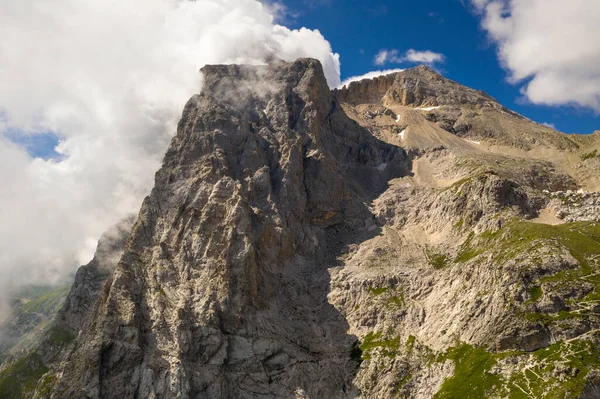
[338,65,499,109]
[44,59,407,399]
[5,59,600,399]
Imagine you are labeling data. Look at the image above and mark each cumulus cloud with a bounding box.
[471,0,600,111]
[374,50,398,65]
[403,49,446,64]
[0,0,341,310]
[374,49,445,66]
[338,68,404,88]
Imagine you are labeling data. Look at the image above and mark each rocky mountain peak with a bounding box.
[383,66,499,108]
[337,64,500,110]
[199,58,331,116]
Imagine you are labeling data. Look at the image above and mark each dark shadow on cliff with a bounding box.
[262,95,415,398]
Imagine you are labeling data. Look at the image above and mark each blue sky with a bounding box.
[281,0,600,134]
[3,0,600,164]
[6,130,63,161]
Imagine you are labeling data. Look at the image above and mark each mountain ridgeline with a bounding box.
[2,59,600,398]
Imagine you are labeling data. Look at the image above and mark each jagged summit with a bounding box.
[337,64,499,109]
[2,58,600,399]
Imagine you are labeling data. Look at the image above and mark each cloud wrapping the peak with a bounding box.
[471,0,600,111]
[338,68,404,88]
[0,0,340,302]
[375,49,445,66]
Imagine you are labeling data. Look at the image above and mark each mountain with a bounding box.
[0,217,133,399]
[0,285,70,365]
[2,59,600,398]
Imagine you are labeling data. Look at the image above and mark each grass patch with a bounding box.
[388,295,405,307]
[455,232,485,263]
[580,149,598,161]
[18,285,71,315]
[507,339,600,398]
[47,327,74,346]
[427,250,449,269]
[0,352,48,399]
[368,287,389,296]
[454,221,600,268]
[444,176,475,192]
[454,220,600,325]
[368,286,405,308]
[527,286,543,303]
[0,285,71,365]
[525,309,588,324]
[360,332,401,360]
[434,344,503,399]
[431,338,600,398]
[37,374,58,397]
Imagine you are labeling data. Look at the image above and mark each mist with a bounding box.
[0,0,341,320]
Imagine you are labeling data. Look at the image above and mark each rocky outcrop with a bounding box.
[337,73,397,105]
[337,66,500,109]
[383,66,500,109]
[47,216,134,348]
[549,190,600,222]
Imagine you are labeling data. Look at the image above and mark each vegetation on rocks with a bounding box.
[434,344,503,399]
[0,352,47,399]
[0,285,70,365]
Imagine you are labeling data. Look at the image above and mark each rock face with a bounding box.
[35,59,406,399]
[4,59,600,398]
[49,216,134,345]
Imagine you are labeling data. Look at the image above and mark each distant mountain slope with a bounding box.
[0,285,70,365]
[0,217,133,399]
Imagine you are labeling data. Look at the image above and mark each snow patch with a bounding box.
[399,129,406,140]
[376,163,388,172]
[395,115,401,122]
[465,139,481,145]
[417,106,441,111]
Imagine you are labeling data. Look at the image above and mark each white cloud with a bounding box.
[471,0,600,111]
[338,68,405,88]
[374,49,445,66]
[541,122,556,130]
[0,0,341,309]
[403,49,445,64]
[375,49,402,65]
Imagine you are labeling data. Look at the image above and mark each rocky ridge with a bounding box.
[2,60,600,398]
